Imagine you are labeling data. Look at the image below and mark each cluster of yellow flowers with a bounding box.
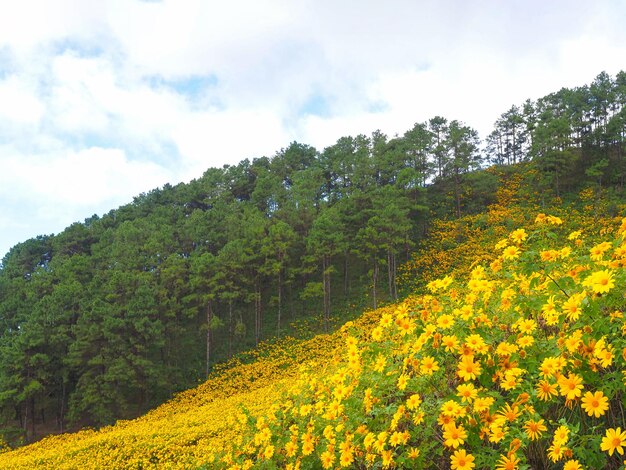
[0,330,361,469]
[2,176,626,469]
[216,212,626,469]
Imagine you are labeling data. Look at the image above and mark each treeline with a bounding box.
[0,119,485,440]
[0,71,624,443]
[486,70,626,195]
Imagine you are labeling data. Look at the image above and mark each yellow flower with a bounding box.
[450,449,475,470]
[540,249,560,262]
[502,245,520,260]
[509,228,528,244]
[397,374,409,390]
[302,440,314,456]
[443,423,468,449]
[381,449,394,468]
[515,318,537,334]
[373,431,387,453]
[379,313,393,328]
[557,373,584,400]
[600,427,626,456]
[389,431,403,447]
[285,440,298,457]
[500,371,521,391]
[363,432,375,450]
[489,423,506,443]
[517,335,534,349]
[581,390,609,418]
[440,275,454,289]
[473,396,494,413]
[547,443,566,462]
[407,447,420,459]
[320,450,335,469]
[299,404,312,416]
[583,269,615,294]
[464,334,487,353]
[437,314,455,329]
[495,453,520,470]
[373,354,386,372]
[562,292,586,321]
[397,316,416,336]
[590,241,612,260]
[495,238,509,250]
[553,425,570,446]
[564,330,583,353]
[406,394,422,411]
[263,444,274,460]
[440,400,466,418]
[496,342,519,357]
[494,403,520,426]
[457,355,482,381]
[339,449,354,467]
[456,383,477,403]
[595,344,614,368]
[420,356,439,375]
[442,334,460,352]
[563,460,583,470]
[371,326,383,341]
[539,357,561,378]
[523,418,546,441]
[568,230,582,240]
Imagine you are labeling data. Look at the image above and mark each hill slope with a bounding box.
[2,182,626,469]
[2,71,625,443]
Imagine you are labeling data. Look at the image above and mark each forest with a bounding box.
[0,71,625,444]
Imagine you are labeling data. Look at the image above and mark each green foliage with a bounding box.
[0,70,625,444]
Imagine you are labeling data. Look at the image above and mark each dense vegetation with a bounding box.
[0,71,625,447]
[1,174,625,469]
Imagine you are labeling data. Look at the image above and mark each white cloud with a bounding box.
[1,0,626,258]
[0,75,44,125]
[171,108,291,180]
[0,146,168,208]
[0,1,105,53]
[0,145,170,257]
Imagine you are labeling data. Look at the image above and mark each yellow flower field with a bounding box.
[2,180,626,469]
[213,208,626,468]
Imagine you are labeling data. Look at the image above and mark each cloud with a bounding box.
[0,145,170,256]
[1,0,626,258]
[0,75,44,125]
[0,147,167,207]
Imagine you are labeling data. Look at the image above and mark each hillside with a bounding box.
[1,72,625,443]
[2,176,625,468]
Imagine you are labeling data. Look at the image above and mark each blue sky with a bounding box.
[1,0,626,260]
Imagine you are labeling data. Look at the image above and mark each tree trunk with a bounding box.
[22,403,27,434]
[555,170,561,198]
[228,300,233,358]
[390,250,398,300]
[322,254,331,332]
[30,396,35,440]
[255,279,262,346]
[277,267,282,336]
[343,252,349,297]
[618,142,624,190]
[372,261,378,310]
[59,380,66,433]
[206,300,213,378]
[454,167,462,219]
[387,249,393,300]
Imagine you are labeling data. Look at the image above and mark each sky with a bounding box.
[1,0,625,260]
